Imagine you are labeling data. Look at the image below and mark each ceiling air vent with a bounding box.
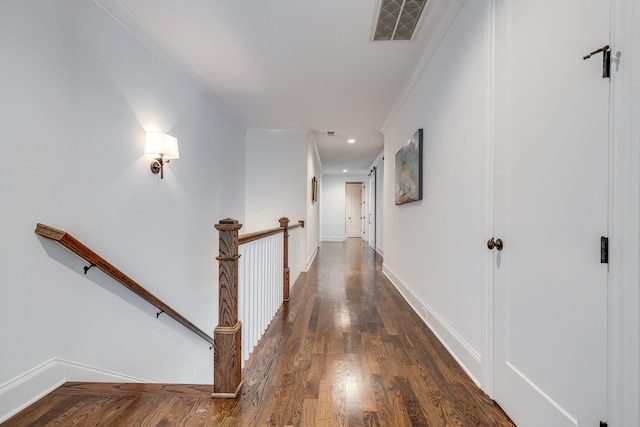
[373,0,428,41]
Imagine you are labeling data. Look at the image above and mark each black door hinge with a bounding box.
[583,45,611,78]
[601,236,609,264]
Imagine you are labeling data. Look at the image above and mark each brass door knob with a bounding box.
[487,238,504,251]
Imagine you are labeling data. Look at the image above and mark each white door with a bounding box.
[346,182,363,238]
[492,0,609,426]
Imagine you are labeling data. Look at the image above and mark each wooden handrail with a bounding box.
[289,220,305,230]
[239,226,283,245]
[34,223,213,346]
[238,220,304,245]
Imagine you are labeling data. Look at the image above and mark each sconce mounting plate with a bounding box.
[150,159,162,175]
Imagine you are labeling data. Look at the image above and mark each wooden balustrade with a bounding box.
[34,219,304,400]
[213,217,303,398]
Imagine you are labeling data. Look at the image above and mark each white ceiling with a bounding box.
[97,0,451,174]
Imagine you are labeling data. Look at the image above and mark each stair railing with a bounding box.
[34,219,303,399]
[213,217,304,398]
[34,223,213,346]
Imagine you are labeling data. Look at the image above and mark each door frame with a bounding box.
[607,0,640,425]
[480,0,497,396]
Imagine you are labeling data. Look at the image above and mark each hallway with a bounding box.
[4,240,514,426]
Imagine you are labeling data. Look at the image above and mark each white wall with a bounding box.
[244,130,307,233]
[0,0,245,420]
[305,132,322,270]
[321,174,368,241]
[382,0,486,381]
[244,129,320,277]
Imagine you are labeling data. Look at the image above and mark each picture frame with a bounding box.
[311,176,318,203]
[395,129,423,205]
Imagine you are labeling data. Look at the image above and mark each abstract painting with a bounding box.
[395,129,423,205]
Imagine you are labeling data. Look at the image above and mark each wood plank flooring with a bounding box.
[3,240,515,426]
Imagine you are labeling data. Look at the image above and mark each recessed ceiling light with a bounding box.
[343,169,348,173]
[348,139,356,144]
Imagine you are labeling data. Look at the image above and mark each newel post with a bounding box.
[212,218,243,398]
[279,217,290,302]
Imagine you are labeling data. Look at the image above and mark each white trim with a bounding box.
[480,0,497,398]
[382,263,482,385]
[609,0,640,425]
[246,128,309,136]
[321,235,345,242]
[304,246,318,272]
[0,358,149,423]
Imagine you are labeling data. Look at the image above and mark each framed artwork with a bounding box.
[395,129,423,205]
[311,176,318,203]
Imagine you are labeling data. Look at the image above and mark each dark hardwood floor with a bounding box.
[3,240,514,426]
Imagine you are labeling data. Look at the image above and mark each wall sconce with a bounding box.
[144,132,179,179]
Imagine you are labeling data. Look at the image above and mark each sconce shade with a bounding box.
[145,132,179,160]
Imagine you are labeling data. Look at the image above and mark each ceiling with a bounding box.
[97,0,450,174]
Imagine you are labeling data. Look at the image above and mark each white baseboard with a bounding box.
[382,263,481,386]
[321,235,345,242]
[305,246,318,271]
[0,358,148,423]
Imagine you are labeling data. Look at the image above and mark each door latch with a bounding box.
[583,45,611,79]
[600,236,609,264]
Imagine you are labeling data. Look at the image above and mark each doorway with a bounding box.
[345,182,363,239]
